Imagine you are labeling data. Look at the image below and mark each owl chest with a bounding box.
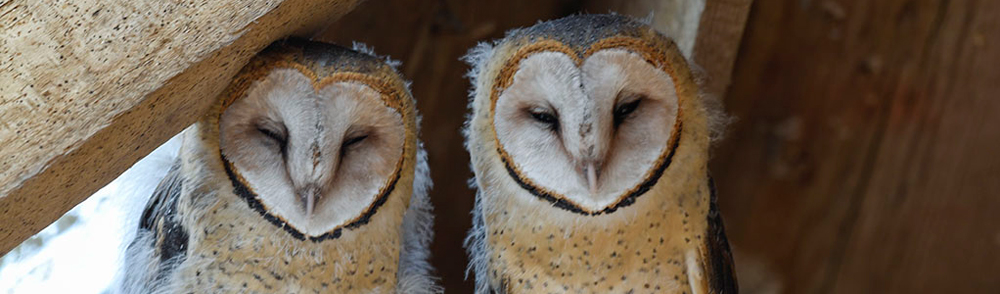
[483,208,702,293]
[172,200,401,293]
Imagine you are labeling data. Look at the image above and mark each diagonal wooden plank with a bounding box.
[693,0,753,95]
[0,0,361,255]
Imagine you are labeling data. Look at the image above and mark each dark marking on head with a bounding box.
[266,38,387,77]
[311,142,322,168]
[579,122,592,137]
[500,14,654,53]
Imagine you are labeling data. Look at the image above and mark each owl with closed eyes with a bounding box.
[120,39,440,294]
[463,15,737,293]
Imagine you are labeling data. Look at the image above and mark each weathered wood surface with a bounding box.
[0,0,361,255]
[318,0,751,292]
[714,0,1000,292]
[692,0,753,96]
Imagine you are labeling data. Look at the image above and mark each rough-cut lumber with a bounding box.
[0,0,361,255]
[692,0,752,95]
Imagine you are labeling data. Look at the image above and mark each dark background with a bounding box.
[318,0,1000,293]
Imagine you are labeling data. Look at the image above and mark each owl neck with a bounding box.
[177,189,405,292]
[478,177,712,293]
[172,136,407,292]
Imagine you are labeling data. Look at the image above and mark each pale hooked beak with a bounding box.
[298,185,320,219]
[584,162,600,195]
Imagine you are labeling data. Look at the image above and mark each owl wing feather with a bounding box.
[121,161,190,293]
[705,176,738,293]
[139,161,189,269]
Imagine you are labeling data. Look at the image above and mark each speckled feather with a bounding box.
[463,14,736,294]
[120,39,440,294]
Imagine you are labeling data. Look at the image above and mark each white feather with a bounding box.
[396,144,443,294]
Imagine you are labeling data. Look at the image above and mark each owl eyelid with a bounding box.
[341,134,369,150]
[256,123,288,149]
[613,98,642,127]
[526,107,560,131]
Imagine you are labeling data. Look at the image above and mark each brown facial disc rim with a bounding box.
[490,36,685,216]
[219,64,408,242]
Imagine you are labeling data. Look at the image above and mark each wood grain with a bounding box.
[693,0,752,95]
[714,0,1000,292]
[0,0,361,255]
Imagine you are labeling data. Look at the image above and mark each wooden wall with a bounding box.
[714,0,1000,292]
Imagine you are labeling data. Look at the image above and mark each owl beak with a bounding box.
[298,185,320,219]
[583,162,601,195]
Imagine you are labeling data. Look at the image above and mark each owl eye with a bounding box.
[613,99,642,127]
[341,134,369,154]
[527,108,559,131]
[256,123,288,151]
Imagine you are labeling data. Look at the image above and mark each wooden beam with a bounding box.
[0,0,361,255]
[692,0,753,96]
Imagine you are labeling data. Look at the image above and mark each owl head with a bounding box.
[464,14,718,217]
[214,39,420,241]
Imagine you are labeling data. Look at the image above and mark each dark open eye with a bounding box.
[527,108,559,131]
[257,124,287,150]
[613,99,642,127]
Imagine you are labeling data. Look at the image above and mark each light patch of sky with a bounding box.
[0,135,182,294]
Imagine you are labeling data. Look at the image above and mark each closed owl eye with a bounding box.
[526,107,560,132]
[256,122,288,151]
[340,133,369,156]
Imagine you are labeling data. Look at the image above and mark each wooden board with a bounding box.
[693,0,753,96]
[0,0,361,255]
[713,0,1000,292]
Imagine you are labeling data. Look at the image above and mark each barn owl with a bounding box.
[119,39,440,294]
[463,14,737,293]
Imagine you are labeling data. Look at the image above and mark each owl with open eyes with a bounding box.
[463,15,737,293]
[120,39,440,294]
